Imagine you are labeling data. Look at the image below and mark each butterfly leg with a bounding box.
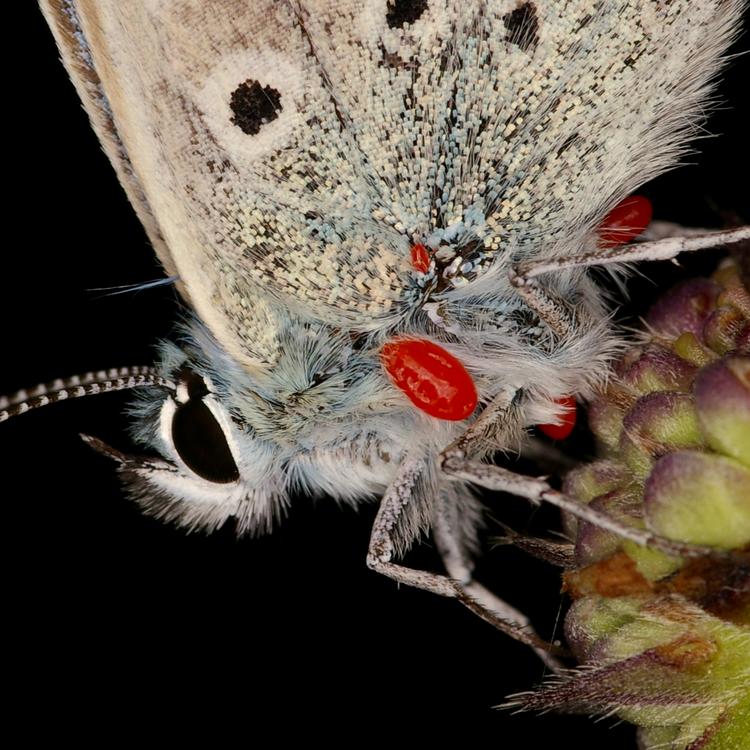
[514,226,750,284]
[441,444,724,561]
[509,225,749,335]
[431,387,567,665]
[367,457,456,597]
[431,489,564,670]
[367,456,564,661]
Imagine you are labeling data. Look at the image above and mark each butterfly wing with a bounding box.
[40,1,744,369]
[40,1,185,299]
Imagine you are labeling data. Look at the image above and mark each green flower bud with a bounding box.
[644,451,750,549]
[619,392,704,477]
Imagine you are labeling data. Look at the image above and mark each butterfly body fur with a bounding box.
[40,1,744,544]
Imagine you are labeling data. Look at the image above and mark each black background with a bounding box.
[3,5,748,744]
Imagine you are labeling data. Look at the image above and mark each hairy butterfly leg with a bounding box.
[441,450,725,561]
[508,226,749,335]
[367,456,562,658]
[514,226,750,282]
[431,490,565,670]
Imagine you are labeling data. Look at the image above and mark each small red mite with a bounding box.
[381,338,478,421]
[538,396,578,440]
[598,194,653,248]
[533,195,650,437]
[410,243,431,273]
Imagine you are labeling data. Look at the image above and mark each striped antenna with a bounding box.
[0,366,175,423]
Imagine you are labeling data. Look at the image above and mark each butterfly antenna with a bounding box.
[0,366,175,423]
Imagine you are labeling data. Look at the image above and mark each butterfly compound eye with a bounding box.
[171,375,240,484]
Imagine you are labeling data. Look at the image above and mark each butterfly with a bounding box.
[4,1,748,671]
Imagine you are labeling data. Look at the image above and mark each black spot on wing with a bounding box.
[503,2,539,52]
[230,80,282,135]
[386,0,429,29]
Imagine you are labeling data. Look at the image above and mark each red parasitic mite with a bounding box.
[537,395,578,440]
[410,243,431,274]
[598,195,653,248]
[381,338,478,421]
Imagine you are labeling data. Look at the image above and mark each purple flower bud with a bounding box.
[646,278,721,338]
[619,347,697,395]
[619,392,703,475]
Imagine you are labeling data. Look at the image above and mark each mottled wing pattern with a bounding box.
[304,0,741,272]
[41,0,742,368]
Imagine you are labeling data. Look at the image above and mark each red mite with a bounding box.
[381,339,477,421]
[410,243,431,273]
[598,195,653,248]
[537,396,578,440]
[386,196,650,429]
